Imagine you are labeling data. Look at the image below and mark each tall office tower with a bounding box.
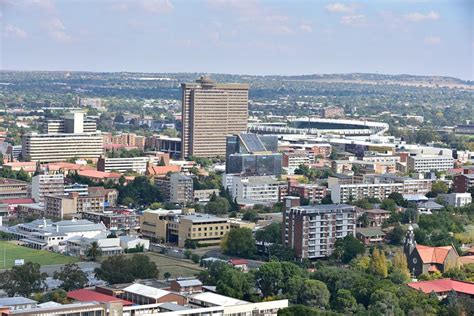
[181,76,249,158]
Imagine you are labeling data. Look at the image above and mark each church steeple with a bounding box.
[404,224,416,257]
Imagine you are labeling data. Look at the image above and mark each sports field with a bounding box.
[134,252,204,279]
[0,241,78,269]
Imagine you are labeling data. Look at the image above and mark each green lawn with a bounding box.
[124,252,204,279]
[0,241,78,269]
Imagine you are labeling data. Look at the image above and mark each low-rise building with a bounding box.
[140,209,230,248]
[193,189,220,202]
[363,208,391,227]
[0,178,30,200]
[287,180,328,203]
[356,227,386,245]
[404,226,459,277]
[438,193,472,208]
[9,218,107,251]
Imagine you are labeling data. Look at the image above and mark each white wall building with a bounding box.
[31,173,65,203]
[407,155,454,172]
[438,193,472,208]
[228,175,281,203]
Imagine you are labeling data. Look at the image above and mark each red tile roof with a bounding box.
[0,198,35,205]
[408,279,474,295]
[416,245,455,264]
[78,170,121,180]
[67,289,134,306]
[229,259,249,265]
[147,165,181,176]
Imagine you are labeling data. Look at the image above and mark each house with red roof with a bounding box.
[67,289,134,306]
[404,226,459,277]
[228,259,249,272]
[407,279,474,305]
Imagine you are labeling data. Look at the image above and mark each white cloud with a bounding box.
[140,0,174,13]
[424,36,441,45]
[300,24,313,33]
[44,18,72,42]
[325,3,354,14]
[32,0,56,10]
[340,14,366,26]
[3,24,28,39]
[404,11,440,22]
[110,0,174,14]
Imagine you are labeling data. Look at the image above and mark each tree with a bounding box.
[368,289,403,316]
[334,235,365,263]
[277,305,321,316]
[390,249,410,284]
[386,225,405,245]
[221,228,256,258]
[255,222,281,245]
[430,181,449,196]
[357,213,370,228]
[381,199,397,212]
[332,289,357,313]
[370,248,388,278]
[86,241,102,261]
[320,195,333,204]
[388,192,405,206]
[164,272,171,280]
[242,210,259,222]
[0,262,47,297]
[191,253,201,264]
[129,255,159,279]
[255,262,283,297]
[299,279,330,308]
[354,198,373,210]
[54,263,88,291]
[204,197,230,215]
[268,244,296,262]
[95,254,158,284]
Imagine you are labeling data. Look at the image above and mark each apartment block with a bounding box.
[181,76,249,158]
[407,155,454,172]
[0,178,30,200]
[24,111,103,163]
[438,193,472,208]
[453,174,474,193]
[22,132,104,163]
[228,175,282,204]
[97,156,163,174]
[81,210,140,231]
[283,151,314,170]
[330,182,404,204]
[283,204,356,259]
[155,173,193,204]
[31,173,65,204]
[287,180,328,203]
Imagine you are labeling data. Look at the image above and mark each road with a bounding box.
[40,261,100,276]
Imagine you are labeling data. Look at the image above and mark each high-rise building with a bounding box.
[226,133,282,176]
[181,76,249,158]
[283,204,356,259]
[23,111,103,162]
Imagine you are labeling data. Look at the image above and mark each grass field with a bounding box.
[133,252,204,279]
[0,241,79,269]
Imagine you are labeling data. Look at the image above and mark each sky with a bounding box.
[1,0,473,79]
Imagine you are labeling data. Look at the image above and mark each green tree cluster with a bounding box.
[95,254,158,284]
